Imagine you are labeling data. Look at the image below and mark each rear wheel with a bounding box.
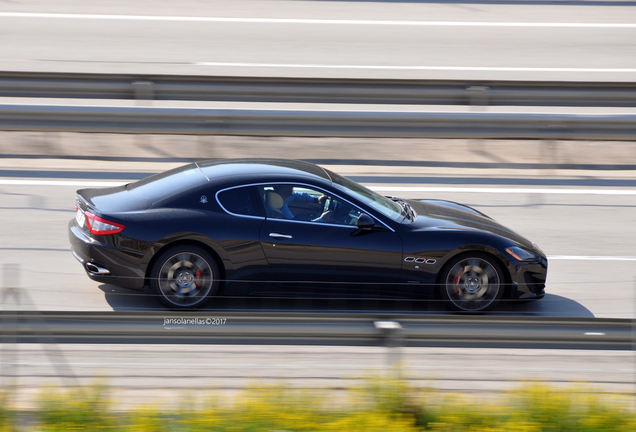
[150,245,219,309]
[440,253,504,312]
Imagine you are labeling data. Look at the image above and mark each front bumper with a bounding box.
[509,256,548,300]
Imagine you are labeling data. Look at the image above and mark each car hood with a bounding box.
[407,199,534,249]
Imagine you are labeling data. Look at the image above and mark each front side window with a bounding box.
[259,184,361,226]
[328,171,405,222]
[318,197,362,226]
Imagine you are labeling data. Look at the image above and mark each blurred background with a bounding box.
[0,0,635,424]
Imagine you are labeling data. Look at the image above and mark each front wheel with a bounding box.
[440,253,504,312]
[149,245,220,309]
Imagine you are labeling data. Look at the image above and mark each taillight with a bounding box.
[85,212,125,235]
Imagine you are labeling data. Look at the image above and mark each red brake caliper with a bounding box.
[454,267,464,295]
[195,270,202,288]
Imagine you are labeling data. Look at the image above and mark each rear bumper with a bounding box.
[68,220,146,289]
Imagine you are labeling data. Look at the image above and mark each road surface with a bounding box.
[1,0,635,81]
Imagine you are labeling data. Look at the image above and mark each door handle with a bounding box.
[269,233,292,239]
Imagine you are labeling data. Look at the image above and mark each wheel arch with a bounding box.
[434,247,513,300]
[144,239,227,293]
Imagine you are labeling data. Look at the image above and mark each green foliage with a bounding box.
[420,382,636,432]
[505,383,636,432]
[36,382,117,432]
[0,389,19,432]
[1,377,634,431]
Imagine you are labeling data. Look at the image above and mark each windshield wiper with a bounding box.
[390,197,417,222]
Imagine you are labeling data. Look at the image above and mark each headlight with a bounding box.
[505,246,539,262]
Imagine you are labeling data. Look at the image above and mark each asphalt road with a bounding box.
[1,0,635,81]
[0,141,634,405]
[1,0,635,407]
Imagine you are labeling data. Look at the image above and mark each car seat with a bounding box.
[265,191,285,218]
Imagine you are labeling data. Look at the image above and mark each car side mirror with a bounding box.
[357,213,375,230]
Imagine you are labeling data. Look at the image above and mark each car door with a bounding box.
[215,185,272,296]
[258,184,403,298]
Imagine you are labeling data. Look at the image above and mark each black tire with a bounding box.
[440,252,504,312]
[149,245,220,309]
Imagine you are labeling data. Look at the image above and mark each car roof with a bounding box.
[197,158,333,186]
[124,158,334,205]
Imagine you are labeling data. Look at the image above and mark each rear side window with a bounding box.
[217,186,263,217]
[127,164,207,202]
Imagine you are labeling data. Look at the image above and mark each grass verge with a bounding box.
[1,375,634,431]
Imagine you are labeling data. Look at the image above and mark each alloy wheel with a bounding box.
[444,256,501,312]
[157,252,214,307]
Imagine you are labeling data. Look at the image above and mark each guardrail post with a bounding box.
[132,80,155,149]
[1,264,21,403]
[467,86,489,155]
[1,264,79,393]
[467,86,489,108]
[132,81,154,105]
[374,321,403,376]
[541,140,558,174]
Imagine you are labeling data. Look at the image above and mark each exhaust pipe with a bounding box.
[86,262,111,275]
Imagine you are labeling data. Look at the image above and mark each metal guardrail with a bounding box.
[2,72,635,139]
[1,71,636,107]
[1,311,632,350]
[1,104,635,140]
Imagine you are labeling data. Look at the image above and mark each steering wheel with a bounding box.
[322,196,332,213]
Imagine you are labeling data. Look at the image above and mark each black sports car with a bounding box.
[69,159,547,312]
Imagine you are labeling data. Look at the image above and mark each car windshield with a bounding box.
[328,171,406,222]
